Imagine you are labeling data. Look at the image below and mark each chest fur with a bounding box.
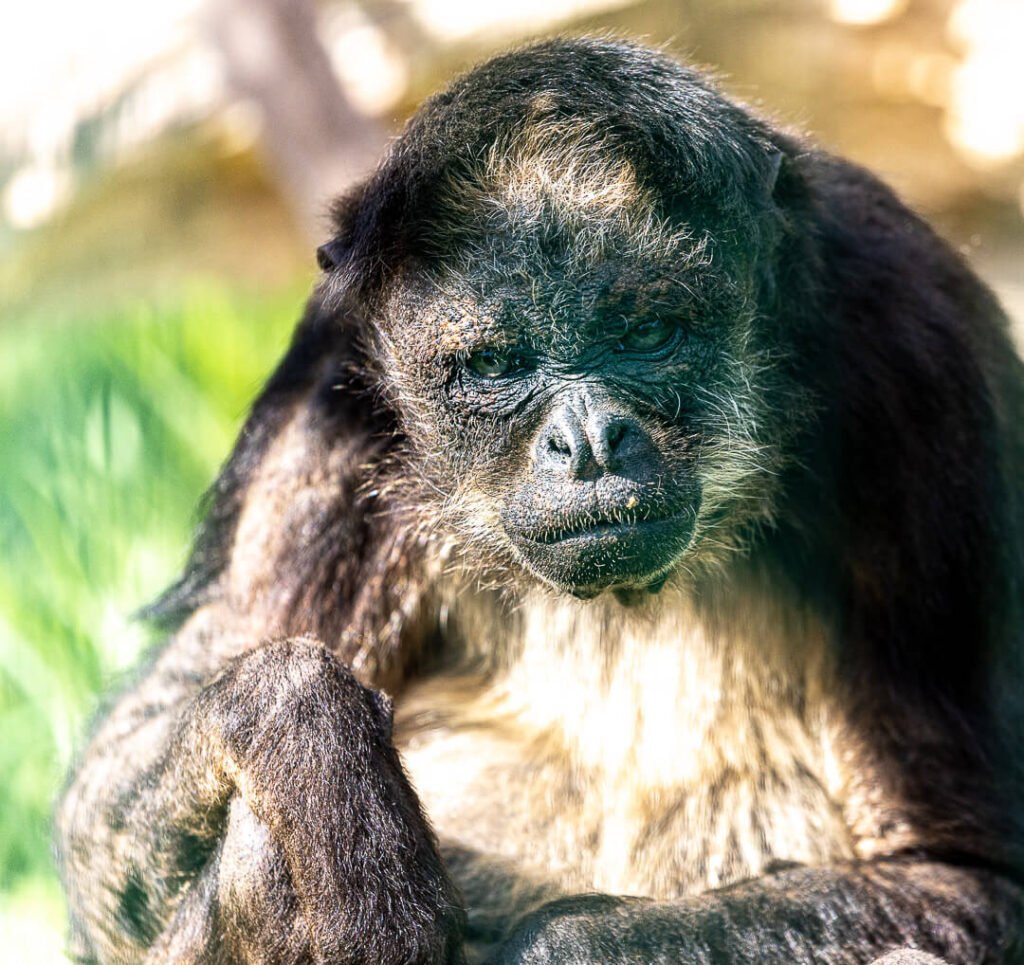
[396,592,855,903]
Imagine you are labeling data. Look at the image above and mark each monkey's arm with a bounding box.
[495,860,1023,964]
[55,298,465,961]
[57,632,463,963]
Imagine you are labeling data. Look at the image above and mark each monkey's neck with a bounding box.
[398,582,855,900]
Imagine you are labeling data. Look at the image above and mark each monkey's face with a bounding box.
[373,150,787,600]
[377,247,783,601]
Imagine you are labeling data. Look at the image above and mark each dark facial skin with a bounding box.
[378,227,762,602]
[499,375,698,600]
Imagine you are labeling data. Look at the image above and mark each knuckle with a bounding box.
[236,636,344,686]
[200,637,392,764]
[216,636,365,709]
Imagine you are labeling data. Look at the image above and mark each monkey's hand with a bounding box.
[59,638,464,964]
[492,861,1021,964]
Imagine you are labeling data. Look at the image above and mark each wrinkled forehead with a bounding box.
[381,261,699,358]
[376,122,753,357]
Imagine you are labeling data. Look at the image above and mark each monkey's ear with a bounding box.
[765,147,808,211]
[316,239,348,272]
[767,150,785,196]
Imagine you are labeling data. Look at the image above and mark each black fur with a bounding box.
[57,38,1024,964]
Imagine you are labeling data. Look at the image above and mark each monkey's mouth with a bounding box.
[526,511,683,546]
[504,506,696,599]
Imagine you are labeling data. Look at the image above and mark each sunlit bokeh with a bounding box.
[946,0,1024,164]
[324,8,409,114]
[3,165,72,230]
[828,0,907,27]
[1,0,214,228]
[413,0,634,40]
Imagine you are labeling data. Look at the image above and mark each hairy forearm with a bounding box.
[497,860,1024,964]
[58,634,463,963]
[58,660,210,954]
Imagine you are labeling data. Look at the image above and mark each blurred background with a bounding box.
[1,0,1022,957]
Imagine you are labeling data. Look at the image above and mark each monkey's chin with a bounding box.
[506,515,694,603]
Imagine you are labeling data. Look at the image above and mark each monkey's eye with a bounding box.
[464,347,526,379]
[615,318,679,353]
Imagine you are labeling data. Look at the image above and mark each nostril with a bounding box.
[606,422,629,453]
[547,432,572,457]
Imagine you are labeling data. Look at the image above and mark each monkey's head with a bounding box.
[319,39,807,601]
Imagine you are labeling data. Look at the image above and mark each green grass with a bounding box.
[0,281,304,955]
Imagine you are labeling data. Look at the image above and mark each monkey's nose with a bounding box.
[536,401,642,479]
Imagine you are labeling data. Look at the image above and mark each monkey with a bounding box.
[56,36,1024,964]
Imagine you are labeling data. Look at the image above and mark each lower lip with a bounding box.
[527,516,684,546]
